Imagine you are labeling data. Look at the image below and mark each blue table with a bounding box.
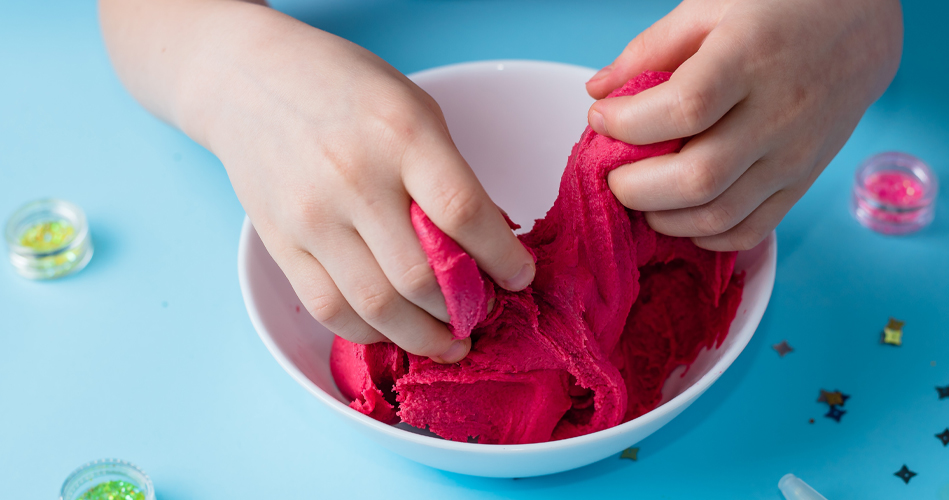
[1,1,947,498]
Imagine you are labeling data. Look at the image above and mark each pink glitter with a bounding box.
[851,152,937,235]
[865,171,924,206]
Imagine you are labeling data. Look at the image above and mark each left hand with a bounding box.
[585,0,903,251]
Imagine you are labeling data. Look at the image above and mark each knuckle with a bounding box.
[676,158,722,206]
[729,225,767,251]
[694,203,738,235]
[305,291,346,327]
[395,261,440,302]
[432,185,485,234]
[339,327,383,346]
[371,108,423,148]
[366,91,430,148]
[672,86,713,135]
[353,283,399,324]
[408,335,446,358]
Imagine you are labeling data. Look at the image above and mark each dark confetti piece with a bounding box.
[937,385,949,399]
[773,340,793,357]
[937,428,949,446]
[894,465,916,484]
[825,406,845,422]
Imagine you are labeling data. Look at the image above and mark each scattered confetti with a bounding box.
[818,389,849,407]
[77,480,145,500]
[881,317,904,346]
[937,428,949,446]
[894,465,917,484]
[772,340,793,357]
[620,447,639,461]
[809,418,815,424]
[825,406,846,422]
[937,385,949,399]
[296,305,301,313]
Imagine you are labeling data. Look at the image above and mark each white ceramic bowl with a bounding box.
[237,60,777,478]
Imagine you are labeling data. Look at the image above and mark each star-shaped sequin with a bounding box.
[937,428,949,446]
[825,406,846,422]
[620,447,639,461]
[937,385,949,399]
[818,389,849,407]
[881,318,904,346]
[773,340,793,357]
[894,465,917,484]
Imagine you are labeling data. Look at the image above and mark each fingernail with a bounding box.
[589,109,609,137]
[435,340,468,364]
[504,263,535,291]
[587,64,613,84]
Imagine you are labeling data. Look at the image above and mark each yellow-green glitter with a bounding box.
[19,220,75,252]
[77,480,145,500]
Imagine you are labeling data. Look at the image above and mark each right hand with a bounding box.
[186,8,535,363]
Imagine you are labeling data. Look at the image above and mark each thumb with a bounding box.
[586,1,718,99]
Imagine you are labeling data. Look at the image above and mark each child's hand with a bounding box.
[101,1,535,363]
[585,0,903,251]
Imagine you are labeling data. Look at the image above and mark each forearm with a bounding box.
[99,0,300,149]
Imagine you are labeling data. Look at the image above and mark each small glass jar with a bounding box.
[4,198,93,279]
[850,152,938,235]
[60,459,155,500]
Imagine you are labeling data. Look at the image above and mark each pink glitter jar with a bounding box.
[851,152,938,235]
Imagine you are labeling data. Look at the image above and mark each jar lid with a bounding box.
[60,459,155,500]
[850,152,938,235]
[4,198,93,279]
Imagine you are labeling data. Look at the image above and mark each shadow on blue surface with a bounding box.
[84,221,120,277]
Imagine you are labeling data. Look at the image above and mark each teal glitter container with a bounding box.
[60,459,155,500]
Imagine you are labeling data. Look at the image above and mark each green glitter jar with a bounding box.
[60,459,155,500]
[4,198,93,279]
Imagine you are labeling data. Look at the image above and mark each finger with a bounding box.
[309,226,470,363]
[688,129,837,250]
[691,187,803,252]
[403,131,535,292]
[607,101,767,211]
[352,192,450,323]
[586,1,717,98]
[589,27,751,146]
[277,247,388,345]
[644,157,786,238]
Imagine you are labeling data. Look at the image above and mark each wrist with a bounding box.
[170,1,290,150]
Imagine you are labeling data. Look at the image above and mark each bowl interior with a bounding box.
[238,60,776,451]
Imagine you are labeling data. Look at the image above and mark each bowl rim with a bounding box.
[237,59,777,454]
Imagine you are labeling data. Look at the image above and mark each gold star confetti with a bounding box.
[772,340,793,357]
[881,317,904,346]
[620,447,639,461]
[818,389,845,407]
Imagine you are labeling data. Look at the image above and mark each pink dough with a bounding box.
[330,71,744,444]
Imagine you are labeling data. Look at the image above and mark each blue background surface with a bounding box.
[1,0,947,498]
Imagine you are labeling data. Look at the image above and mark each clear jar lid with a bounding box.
[60,459,155,500]
[850,152,938,235]
[5,198,93,279]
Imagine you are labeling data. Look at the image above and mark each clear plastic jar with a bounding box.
[5,198,93,279]
[60,459,155,500]
[850,152,938,235]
